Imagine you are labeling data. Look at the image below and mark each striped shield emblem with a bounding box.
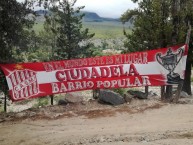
[8,69,39,100]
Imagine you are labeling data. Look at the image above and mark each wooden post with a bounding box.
[93,90,97,99]
[145,86,148,94]
[174,81,183,103]
[4,94,7,112]
[166,85,173,102]
[0,70,8,112]
[161,86,165,101]
[50,95,54,105]
[93,89,99,99]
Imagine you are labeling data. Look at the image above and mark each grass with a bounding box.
[33,22,44,33]
[83,21,131,39]
[33,97,49,108]
[33,21,132,39]
[112,88,128,96]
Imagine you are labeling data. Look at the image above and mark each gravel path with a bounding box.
[0,85,193,145]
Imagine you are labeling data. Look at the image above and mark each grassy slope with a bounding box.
[33,22,44,33]
[33,21,131,39]
[83,21,131,39]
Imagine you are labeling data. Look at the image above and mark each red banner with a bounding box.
[0,44,188,101]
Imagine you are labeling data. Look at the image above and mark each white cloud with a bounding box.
[17,0,137,18]
[75,0,137,18]
[17,0,24,2]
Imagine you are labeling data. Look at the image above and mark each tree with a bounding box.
[0,0,35,63]
[43,0,95,60]
[39,8,58,61]
[0,0,37,95]
[121,0,193,101]
[121,0,174,52]
[179,0,193,95]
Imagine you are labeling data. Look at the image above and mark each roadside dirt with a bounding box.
[0,96,193,145]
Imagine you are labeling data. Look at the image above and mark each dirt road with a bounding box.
[0,99,193,145]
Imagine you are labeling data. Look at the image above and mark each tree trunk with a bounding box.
[182,60,192,95]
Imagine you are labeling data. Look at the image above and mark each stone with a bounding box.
[65,92,84,103]
[58,99,68,105]
[180,91,189,98]
[123,93,133,103]
[99,89,125,105]
[127,90,148,99]
[15,112,26,118]
[148,91,158,97]
[29,112,36,117]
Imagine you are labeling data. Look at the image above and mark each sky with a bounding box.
[17,0,138,18]
[74,0,137,18]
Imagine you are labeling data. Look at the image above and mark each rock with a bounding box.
[15,112,26,118]
[58,99,68,105]
[29,112,36,117]
[0,119,5,123]
[99,89,125,105]
[180,91,189,98]
[65,92,84,103]
[148,91,158,97]
[123,93,133,103]
[127,90,148,99]
[93,89,100,99]
[81,101,87,105]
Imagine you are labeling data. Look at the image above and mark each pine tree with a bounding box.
[121,0,174,52]
[44,0,95,60]
[0,0,35,63]
[121,0,193,100]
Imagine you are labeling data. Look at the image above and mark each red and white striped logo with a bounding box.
[8,69,39,100]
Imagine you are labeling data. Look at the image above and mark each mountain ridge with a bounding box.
[35,10,120,22]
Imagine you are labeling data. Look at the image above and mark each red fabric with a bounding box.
[0,44,188,101]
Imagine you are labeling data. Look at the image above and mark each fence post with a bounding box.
[174,81,184,103]
[4,94,7,112]
[93,89,100,99]
[50,95,54,105]
[145,86,148,95]
[161,86,165,101]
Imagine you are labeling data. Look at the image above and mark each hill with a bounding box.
[33,10,132,38]
[82,11,120,22]
[35,10,120,22]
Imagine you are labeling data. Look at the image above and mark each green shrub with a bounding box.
[112,88,127,96]
[53,94,65,103]
[34,97,49,108]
